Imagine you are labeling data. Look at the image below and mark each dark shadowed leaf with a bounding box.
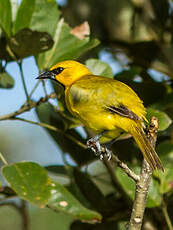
[0,72,14,89]
[2,162,102,222]
[73,169,109,215]
[85,59,113,78]
[46,165,67,175]
[0,0,12,36]
[37,20,99,70]
[146,108,172,131]
[0,36,13,61]
[9,28,53,58]
[150,0,169,27]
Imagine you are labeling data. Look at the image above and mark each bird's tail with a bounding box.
[131,124,164,171]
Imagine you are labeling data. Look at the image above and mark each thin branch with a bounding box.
[127,117,159,230]
[162,200,173,230]
[0,93,56,121]
[20,200,29,230]
[29,80,41,99]
[18,62,30,103]
[111,154,140,182]
[10,117,86,149]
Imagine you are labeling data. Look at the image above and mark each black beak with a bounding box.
[36,71,56,80]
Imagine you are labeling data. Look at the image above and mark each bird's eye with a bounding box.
[51,67,64,75]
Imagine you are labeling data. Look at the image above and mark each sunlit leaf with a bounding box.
[0,0,12,36]
[13,0,35,34]
[85,59,113,78]
[37,20,100,70]
[2,162,102,222]
[29,0,60,36]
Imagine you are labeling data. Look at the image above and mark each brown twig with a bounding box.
[111,154,140,182]
[127,116,159,230]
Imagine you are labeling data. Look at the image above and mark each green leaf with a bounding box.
[30,0,60,36]
[2,162,102,222]
[146,108,172,131]
[0,0,12,36]
[0,72,14,89]
[85,59,113,78]
[9,28,53,58]
[13,0,60,36]
[115,167,162,208]
[155,141,173,194]
[13,0,35,34]
[37,20,100,70]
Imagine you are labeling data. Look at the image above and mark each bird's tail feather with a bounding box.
[131,125,164,171]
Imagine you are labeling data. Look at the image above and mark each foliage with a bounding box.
[0,0,173,229]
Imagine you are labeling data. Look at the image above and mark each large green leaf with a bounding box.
[155,141,173,194]
[85,59,113,78]
[0,0,12,36]
[37,20,100,70]
[2,162,102,222]
[115,167,162,208]
[13,0,35,34]
[146,108,172,131]
[29,0,60,36]
[13,0,60,35]
[0,72,14,89]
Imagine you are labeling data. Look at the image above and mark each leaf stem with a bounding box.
[18,61,30,104]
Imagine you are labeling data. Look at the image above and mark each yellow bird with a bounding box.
[37,60,163,171]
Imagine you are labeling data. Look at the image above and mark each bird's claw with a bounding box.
[87,138,112,161]
[86,139,102,155]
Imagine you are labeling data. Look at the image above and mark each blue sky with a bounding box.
[0,57,63,166]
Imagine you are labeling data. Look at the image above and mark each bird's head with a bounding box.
[36,60,92,87]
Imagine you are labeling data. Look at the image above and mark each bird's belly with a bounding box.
[77,110,122,135]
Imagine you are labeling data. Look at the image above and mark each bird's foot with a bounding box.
[87,138,112,161]
[104,147,112,161]
[86,137,102,156]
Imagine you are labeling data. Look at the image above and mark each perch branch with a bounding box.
[127,116,159,230]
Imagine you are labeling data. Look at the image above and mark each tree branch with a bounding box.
[0,93,56,121]
[127,116,159,230]
[111,154,140,182]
